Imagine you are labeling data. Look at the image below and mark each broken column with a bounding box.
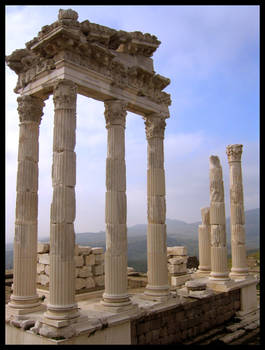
[197,207,211,275]
[101,100,132,309]
[144,114,170,300]
[8,95,44,315]
[43,79,79,327]
[226,144,249,279]
[208,156,229,281]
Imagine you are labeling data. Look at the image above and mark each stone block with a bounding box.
[92,264,104,275]
[94,275,104,287]
[171,274,191,287]
[95,253,104,264]
[38,253,50,265]
[75,278,86,290]
[78,266,92,278]
[85,254,95,266]
[74,255,84,267]
[37,242,50,254]
[44,265,50,276]
[168,263,186,274]
[86,277,96,289]
[168,256,187,265]
[52,151,76,187]
[37,263,45,274]
[91,247,104,255]
[78,246,92,255]
[167,246,187,256]
[39,274,49,286]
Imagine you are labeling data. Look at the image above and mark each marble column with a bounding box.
[226,144,248,279]
[209,156,229,281]
[44,80,79,323]
[101,100,132,308]
[144,114,170,300]
[8,95,44,314]
[197,207,211,274]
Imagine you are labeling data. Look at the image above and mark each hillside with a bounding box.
[5,208,259,271]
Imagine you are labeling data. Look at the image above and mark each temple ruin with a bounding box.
[5,9,258,345]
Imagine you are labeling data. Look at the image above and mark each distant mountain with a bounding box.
[5,208,259,271]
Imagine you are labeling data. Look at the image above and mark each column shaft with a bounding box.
[102,100,131,307]
[144,115,170,299]
[226,144,248,278]
[198,207,211,273]
[9,95,44,313]
[44,80,79,321]
[209,156,229,280]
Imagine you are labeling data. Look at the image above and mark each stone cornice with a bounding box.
[53,79,77,110]
[144,114,167,139]
[104,100,127,128]
[226,144,243,163]
[5,9,171,109]
[17,95,45,123]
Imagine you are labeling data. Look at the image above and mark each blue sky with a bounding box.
[5,5,259,243]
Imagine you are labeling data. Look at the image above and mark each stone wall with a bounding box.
[131,289,241,345]
[37,243,104,293]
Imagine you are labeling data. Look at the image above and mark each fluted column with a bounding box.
[209,156,229,281]
[8,95,44,314]
[44,80,79,323]
[226,144,248,279]
[144,114,170,300]
[101,100,131,308]
[197,207,211,274]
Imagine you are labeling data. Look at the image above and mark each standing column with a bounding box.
[197,207,211,275]
[8,95,44,314]
[44,80,79,324]
[209,156,229,281]
[101,100,132,309]
[226,144,248,279]
[144,114,170,300]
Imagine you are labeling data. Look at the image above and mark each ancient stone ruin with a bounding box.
[6,9,258,345]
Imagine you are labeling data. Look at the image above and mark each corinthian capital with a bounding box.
[104,100,127,128]
[17,95,45,123]
[53,79,77,110]
[226,144,243,163]
[144,113,166,139]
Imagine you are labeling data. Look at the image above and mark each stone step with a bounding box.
[218,329,246,344]
[226,311,259,332]
[228,327,260,345]
[183,326,225,345]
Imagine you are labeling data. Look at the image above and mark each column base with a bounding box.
[143,284,171,301]
[7,295,43,316]
[43,303,80,325]
[209,271,230,281]
[100,293,133,312]
[229,268,249,280]
[192,270,211,279]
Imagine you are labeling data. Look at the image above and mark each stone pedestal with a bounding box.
[101,100,132,310]
[226,144,248,279]
[208,156,229,281]
[8,95,44,315]
[143,114,170,300]
[196,207,211,276]
[43,80,79,327]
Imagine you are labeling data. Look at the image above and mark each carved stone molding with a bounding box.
[6,9,171,108]
[144,114,166,139]
[104,100,127,128]
[53,79,77,110]
[17,95,45,123]
[226,144,243,163]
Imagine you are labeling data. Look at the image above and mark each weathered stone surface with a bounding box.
[78,266,92,278]
[92,264,104,275]
[91,247,104,255]
[168,263,186,274]
[78,246,92,255]
[95,253,104,264]
[75,277,86,290]
[39,274,49,286]
[85,254,95,266]
[167,246,187,256]
[86,277,96,289]
[37,263,45,274]
[94,275,104,287]
[37,242,50,254]
[168,257,187,265]
[74,255,84,267]
[38,254,50,265]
